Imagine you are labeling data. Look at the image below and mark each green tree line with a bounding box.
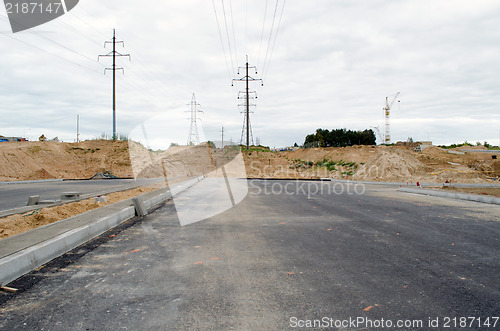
[304,128,376,148]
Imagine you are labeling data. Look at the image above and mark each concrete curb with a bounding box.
[0,176,204,286]
[398,187,500,205]
[332,179,500,188]
[0,179,64,185]
[0,180,164,218]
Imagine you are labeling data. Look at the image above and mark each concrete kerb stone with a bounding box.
[333,179,500,188]
[398,187,500,205]
[0,182,145,218]
[0,177,205,286]
[0,179,64,185]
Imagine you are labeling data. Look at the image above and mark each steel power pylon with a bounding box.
[98,29,131,140]
[186,93,203,146]
[237,90,256,146]
[232,56,263,150]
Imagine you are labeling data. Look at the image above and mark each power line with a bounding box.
[257,0,269,70]
[229,0,239,68]
[212,0,233,82]
[0,29,100,73]
[58,12,181,105]
[221,0,236,75]
[262,0,286,80]
[261,0,280,80]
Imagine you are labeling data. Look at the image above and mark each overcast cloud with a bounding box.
[1,0,499,148]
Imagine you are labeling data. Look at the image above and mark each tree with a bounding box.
[303,128,376,148]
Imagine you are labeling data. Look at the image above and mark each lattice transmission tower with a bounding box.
[232,56,263,150]
[238,91,256,146]
[186,93,203,146]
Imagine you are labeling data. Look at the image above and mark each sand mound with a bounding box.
[421,146,448,156]
[353,148,431,182]
[0,140,134,181]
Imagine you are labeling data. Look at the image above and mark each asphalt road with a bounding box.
[0,180,499,330]
[0,179,160,211]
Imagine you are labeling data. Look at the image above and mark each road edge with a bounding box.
[398,187,500,205]
[0,176,204,286]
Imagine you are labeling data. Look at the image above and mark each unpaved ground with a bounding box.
[1,140,498,183]
[245,145,498,183]
[0,140,134,181]
[438,186,500,197]
[0,185,160,240]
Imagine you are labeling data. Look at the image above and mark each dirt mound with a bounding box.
[286,145,377,164]
[0,140,135,181]
[0,140,496,183]
[421,146,448,156]
[353,148,431,182]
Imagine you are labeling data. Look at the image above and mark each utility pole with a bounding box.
[76,114,80,143]
[98,29,131,140]
[186,93,203,145]
[221,126,224,149]
[232,56,263,150]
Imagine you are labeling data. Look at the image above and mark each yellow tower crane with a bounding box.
[383,92,400,144]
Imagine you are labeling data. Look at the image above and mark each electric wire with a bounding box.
[229,0,239,68]
[256,0,269,70]
[0,17,100,74]
[0,14,104,68]
[262,0,286,80]
[221,0,236,75]
[211,0,234,83]
[261,0,279,80]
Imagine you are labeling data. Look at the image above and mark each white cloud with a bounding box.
[0,0,499,148]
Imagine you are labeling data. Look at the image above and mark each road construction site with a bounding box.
[0,140,499,329]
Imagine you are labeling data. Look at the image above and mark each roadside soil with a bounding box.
[0,185,161,240]
[436,186,500,197]
[1,140,498,183]
[1,140,498,238]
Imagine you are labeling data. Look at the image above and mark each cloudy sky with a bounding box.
[1,0,499,148]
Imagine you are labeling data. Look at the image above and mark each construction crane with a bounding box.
[383,92,400,144]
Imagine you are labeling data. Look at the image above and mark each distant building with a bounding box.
[0,137,28,142]
[396,141,432,152]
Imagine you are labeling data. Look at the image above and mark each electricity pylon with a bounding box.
[186,93,203,146]
[232,56,263,150]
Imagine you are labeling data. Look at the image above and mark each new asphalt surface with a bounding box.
[0,180,499,330]
[0,179,161,211]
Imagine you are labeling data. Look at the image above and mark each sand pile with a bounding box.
[0,140,135,181]
[286,145,377,164]
[353,148,431,182]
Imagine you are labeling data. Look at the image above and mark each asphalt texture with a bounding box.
[0,180,499,330]
[0,179,160,211]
